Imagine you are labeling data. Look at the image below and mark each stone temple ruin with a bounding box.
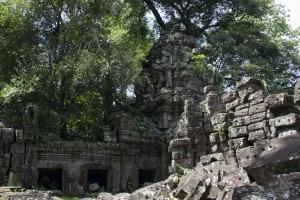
[1,32,300,199]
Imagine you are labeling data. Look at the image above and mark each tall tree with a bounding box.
[0,0,153,141]
[142,0,300,92]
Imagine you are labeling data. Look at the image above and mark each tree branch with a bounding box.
[143,0,169,31]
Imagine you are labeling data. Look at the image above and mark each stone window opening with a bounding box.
[87,169,108,192]
[139,169,156,188]
[38,168,62,191]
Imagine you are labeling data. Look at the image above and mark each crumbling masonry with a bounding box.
[1,32,300,198]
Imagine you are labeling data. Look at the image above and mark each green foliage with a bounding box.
[0,0,154,141]
[145,0,300,93]
[176,164,191,175]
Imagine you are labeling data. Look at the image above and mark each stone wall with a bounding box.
[0,110,167,195]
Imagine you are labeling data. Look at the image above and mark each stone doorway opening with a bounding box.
[87,169,108,192]
[139,169,156,187]
[38,168,62,190]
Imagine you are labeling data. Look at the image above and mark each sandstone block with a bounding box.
[250,112,266,123]
[278,127,298,138]
[226,98,240,111]
[229,126,248,139]
[210,113,234,126]
[248,120,267,132]
[294,77,300,99]
[265,93,294,109]
[229,137,248,150]
[222,91,238,103]
[235,103,249,111]
[236,146,260,168]
[200,153,225,164]
[232,116,251,127]
[246,135,300,185]
[236,77,264,90]
[209,132,220,144]
[274,113,300,127]
[234,108,249,117]
[248,90,267,105]
[249,103,267,115]
[248,130,266,142]
[169,138,191,152]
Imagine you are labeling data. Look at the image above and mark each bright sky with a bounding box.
[275,0,300,29]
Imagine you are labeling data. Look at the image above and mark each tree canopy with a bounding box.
[0,0,299,141]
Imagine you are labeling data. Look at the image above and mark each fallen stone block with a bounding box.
[200,153,225,164]
[174,169,208,200]
[245,135,300,185]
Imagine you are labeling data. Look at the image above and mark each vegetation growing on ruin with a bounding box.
[0,0,299,141]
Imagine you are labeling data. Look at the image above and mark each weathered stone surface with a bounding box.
[229,137,248,150]
[236,146,262,168]
[232,116,251,127]
[274,113,300,127]
[230,182,300,200]
[211,113,234,126]
[236,77,264,89]
[0,190,53,200]
[246,135,300,185]
[226,98,240,111]
[200,153,225,164]
[222,91,238,103]
[248,130,265,141]
[250,112,266,123]
[234,108,249,117]
[236,77,265,102]
[295,77,300,100]
[168,138,191,152]
[247,120,267,132]
[173,169,207,199]
[229,126,248,139]
[249,103,267,116]
[265,93,294,109]
[235,103,249,111]
[248,90,267,105]
[209,132,220,144]
[278,127,298,138]
[217,169,250,190]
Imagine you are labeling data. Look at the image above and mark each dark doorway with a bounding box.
[38,168,62,190]
[87,169,108,191]
[139,169,156,187]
